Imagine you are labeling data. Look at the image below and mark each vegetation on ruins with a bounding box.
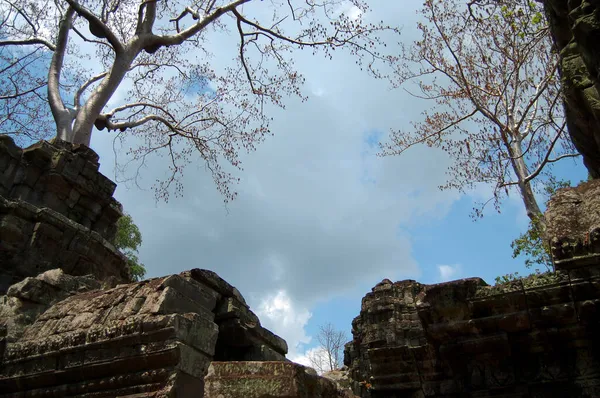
[0,0,398,202]
[380,0,579,235]
[114,212,146,281]
[510,176,572,271]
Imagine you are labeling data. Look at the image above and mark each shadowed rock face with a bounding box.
[346,271,600,397]
[543,0,600,178]
[0,135,129,293]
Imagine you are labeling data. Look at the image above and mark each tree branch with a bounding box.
[48,6,75,141]
[149,0,251,47]
[74,72,108,108]
[383,108,478,156]
[64,0,124,53]
[0,38,56,51]
[523,122,572,183]
[0,83,47,100]
[136,0,157,35]
[103,101,176,121]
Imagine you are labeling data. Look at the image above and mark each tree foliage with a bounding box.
[0,0,398,202]
[114,212,146,281]
[308,323,347,374]
[511,175,588,271]
[380,0,578,224]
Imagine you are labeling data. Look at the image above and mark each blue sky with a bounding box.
[297,138,587,358]
[4,0,589,368]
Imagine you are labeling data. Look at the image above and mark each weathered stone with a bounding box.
[0,135,122,241]
[0,136,130,293]
[546,179,600,267]
[322,367,358,397]
[0,269,293,397]
[0,269,101,343]
[204,361,353,398]
[0,195,129,294]
[543,0,600,178]
[345,269,600,397]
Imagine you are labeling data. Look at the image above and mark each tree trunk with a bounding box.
[509,138,547,231]
[48,8,75,142]
[71,51,136,146]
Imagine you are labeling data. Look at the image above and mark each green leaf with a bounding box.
[113,213,146,281]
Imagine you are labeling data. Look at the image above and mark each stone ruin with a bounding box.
[5,8,600,387]
[344,180,600,398]
[0,135,129,293]
[1,135,599,398]
[341,3,600,395]
[542,0,600,178]
[0,136,352,397]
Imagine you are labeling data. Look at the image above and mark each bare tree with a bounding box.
[308,323,347,374]
[0,0,397,201]
[380,0,579,230]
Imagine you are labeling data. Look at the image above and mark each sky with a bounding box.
[12,0,588,367]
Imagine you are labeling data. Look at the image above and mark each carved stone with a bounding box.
[545,179,600,266]
[0,136,128,293]
[542,0,600,178]
[0,269,288,397]
[345,270,600,397]
[204,361,358,397]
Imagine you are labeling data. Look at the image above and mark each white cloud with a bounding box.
[346,6,363,20]
[254,290,312,358]
[88,0,461,351]
[289,346,328,374]
[437,264,460,282]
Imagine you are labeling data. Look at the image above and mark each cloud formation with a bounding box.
[89,0,460,357]
[254,290,313,358]
[437,264,461,282]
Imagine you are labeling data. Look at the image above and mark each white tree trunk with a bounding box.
[509,137,546,230]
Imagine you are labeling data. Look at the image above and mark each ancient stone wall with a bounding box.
[345,181,600,398]
[204,361,353,397]
[0,268,289,397]
[543,0,600,177]
[0,136,129,293]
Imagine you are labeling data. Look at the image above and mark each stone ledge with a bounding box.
[204,361,356,398]
[0,196,129,295]
[0,135,121,241]
[0,269,291,397]
[345,268,600,397]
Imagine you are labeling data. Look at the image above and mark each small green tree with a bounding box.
[113,213,146,281]
[510,176,571,271]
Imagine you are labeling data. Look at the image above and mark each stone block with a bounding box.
[61,153,86,181]
[9,184,32,201]
[161,275,219,312]
[0,135,22,160]
[345,267,600,397]
[22,140,54,168]
[42,172,71,197]
[0,160,18,191]
[0,270,276,397]
[40,191,68,214]
[80,160,99,181]
[65,188,80,208]
[77,195,102,216]
[0,215,27,245]
[96,173,117,196]
[546,180,600,264]
[204,362,343,398]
